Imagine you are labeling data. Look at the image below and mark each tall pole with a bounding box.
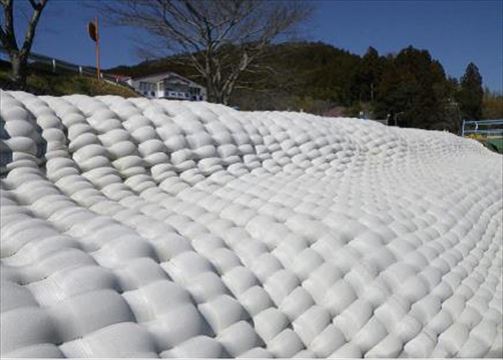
[95,16,100,80]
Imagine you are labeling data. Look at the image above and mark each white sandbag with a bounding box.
[112,155,143,171]
[253,307,289,342]
[108,141,137,159]
[98,129,130,147]
[73,144,107,163]
[131,126,157,143]
[138,139,166,155]
[68,123,93,141]
[4,119,34,137]
[4,137,37,155]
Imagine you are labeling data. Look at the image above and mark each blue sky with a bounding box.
[14,0,503,91]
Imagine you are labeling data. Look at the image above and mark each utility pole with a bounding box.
[95,16,100,80]
[88,17,100,80]
[394,111,404,127]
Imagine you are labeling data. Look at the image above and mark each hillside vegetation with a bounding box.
[0,60,138,98]
[483,89,503,120]
[110,42,364,114]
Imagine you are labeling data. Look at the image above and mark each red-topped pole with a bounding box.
[96,16,100,79]
[88,17,100,80]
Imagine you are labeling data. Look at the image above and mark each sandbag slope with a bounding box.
[0,90,502,358]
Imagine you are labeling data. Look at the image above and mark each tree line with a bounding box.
[235,43,487,133]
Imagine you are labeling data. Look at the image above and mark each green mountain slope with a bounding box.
[107,42,362,113]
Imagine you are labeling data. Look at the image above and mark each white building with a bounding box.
[126,72,207,101]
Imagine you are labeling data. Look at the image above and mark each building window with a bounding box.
[189,87,201,95]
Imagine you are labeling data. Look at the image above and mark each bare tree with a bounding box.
[97,0,312,104]
[0,0,49,89]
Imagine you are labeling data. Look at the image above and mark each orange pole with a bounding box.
[95,16,100,80]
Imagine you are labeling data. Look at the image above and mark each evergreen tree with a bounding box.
[458,62,484,120]
[374,46,451,129]
[358,47,381,102]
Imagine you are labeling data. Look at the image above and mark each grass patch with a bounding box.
[486,138,503,153]
[466,134,503,154]
[0,61,138,98]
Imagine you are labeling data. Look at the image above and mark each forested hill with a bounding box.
[108,42,363,111]
[108,41,498,132]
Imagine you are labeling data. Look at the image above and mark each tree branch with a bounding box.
[0,0,18,51]
[0,25,8,47]
[21,0,48,55]
[93,0,313,104]
[28,0,39,10]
